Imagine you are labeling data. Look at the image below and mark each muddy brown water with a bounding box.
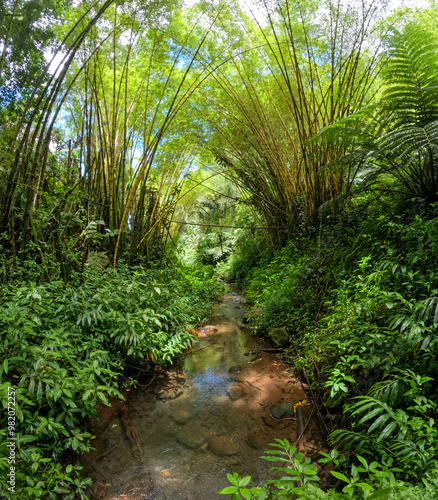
[81,285,325,499]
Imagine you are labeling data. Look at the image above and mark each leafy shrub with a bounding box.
[218,440,438,499]
[0,265,220,498]
[223,197,438,491]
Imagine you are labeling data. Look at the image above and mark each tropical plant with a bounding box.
[196,0,386,246]
[330,371,438,479]
[0,265,220,498]
[316,17,438,203]
[218,440,419,499]
[0,0,235,278]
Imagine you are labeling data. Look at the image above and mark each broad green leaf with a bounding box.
[239,476,251,487]
[218,486,239,495]
[227,473,239,486]
[356,482,374,491]
[53,488,71,494]
[82,389,94,401]
[331,471,350,483]
[368,488,393,500]
[357,456,368,471]
[18,435,37,444]
[240,489,252,500]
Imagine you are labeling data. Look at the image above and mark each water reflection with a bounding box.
[191,370,229,395]
[82,289,323,500]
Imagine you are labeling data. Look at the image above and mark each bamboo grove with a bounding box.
[0,0,435,281]
[197,0,386,246]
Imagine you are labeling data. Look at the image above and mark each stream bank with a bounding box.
[81,285,326,499]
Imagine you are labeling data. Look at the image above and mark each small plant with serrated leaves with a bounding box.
[320,451,401,499]
[218,473,268,499]
[218,442,416,499]
[262,439,320,488]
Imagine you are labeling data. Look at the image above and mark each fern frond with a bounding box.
[329,429,391,455]
[390,439,438,474]
[312,20,438,201]
[368,378,407,408]
[344,395,401,443]
[382,24,438,127]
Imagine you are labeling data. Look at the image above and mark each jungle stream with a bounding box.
[81,285,325,499]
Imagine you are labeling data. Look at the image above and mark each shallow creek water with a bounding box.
[82,286,325,499]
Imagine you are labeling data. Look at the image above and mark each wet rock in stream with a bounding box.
[227,382,246,401]
[196,325,218,337]
[208,434,240,456]
[177,421,209,449]
[156,387,184,400]
[269,402,296,420]
[171,405,193,425]
[132,417,157,437]
[228,365,242,375]
[163,420,179,438]
[247,425,272,450]
[154,374,186,401]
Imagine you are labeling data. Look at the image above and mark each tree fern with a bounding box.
[317,19,438,201]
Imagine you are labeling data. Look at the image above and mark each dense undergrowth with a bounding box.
[0,264,220,499]
[217,193,438,498]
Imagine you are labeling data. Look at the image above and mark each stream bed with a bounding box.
[81,286,325,499]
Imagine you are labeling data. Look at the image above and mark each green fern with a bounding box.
[367,378,406,408]
[329,386,438,477]
[316,20,438,201]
